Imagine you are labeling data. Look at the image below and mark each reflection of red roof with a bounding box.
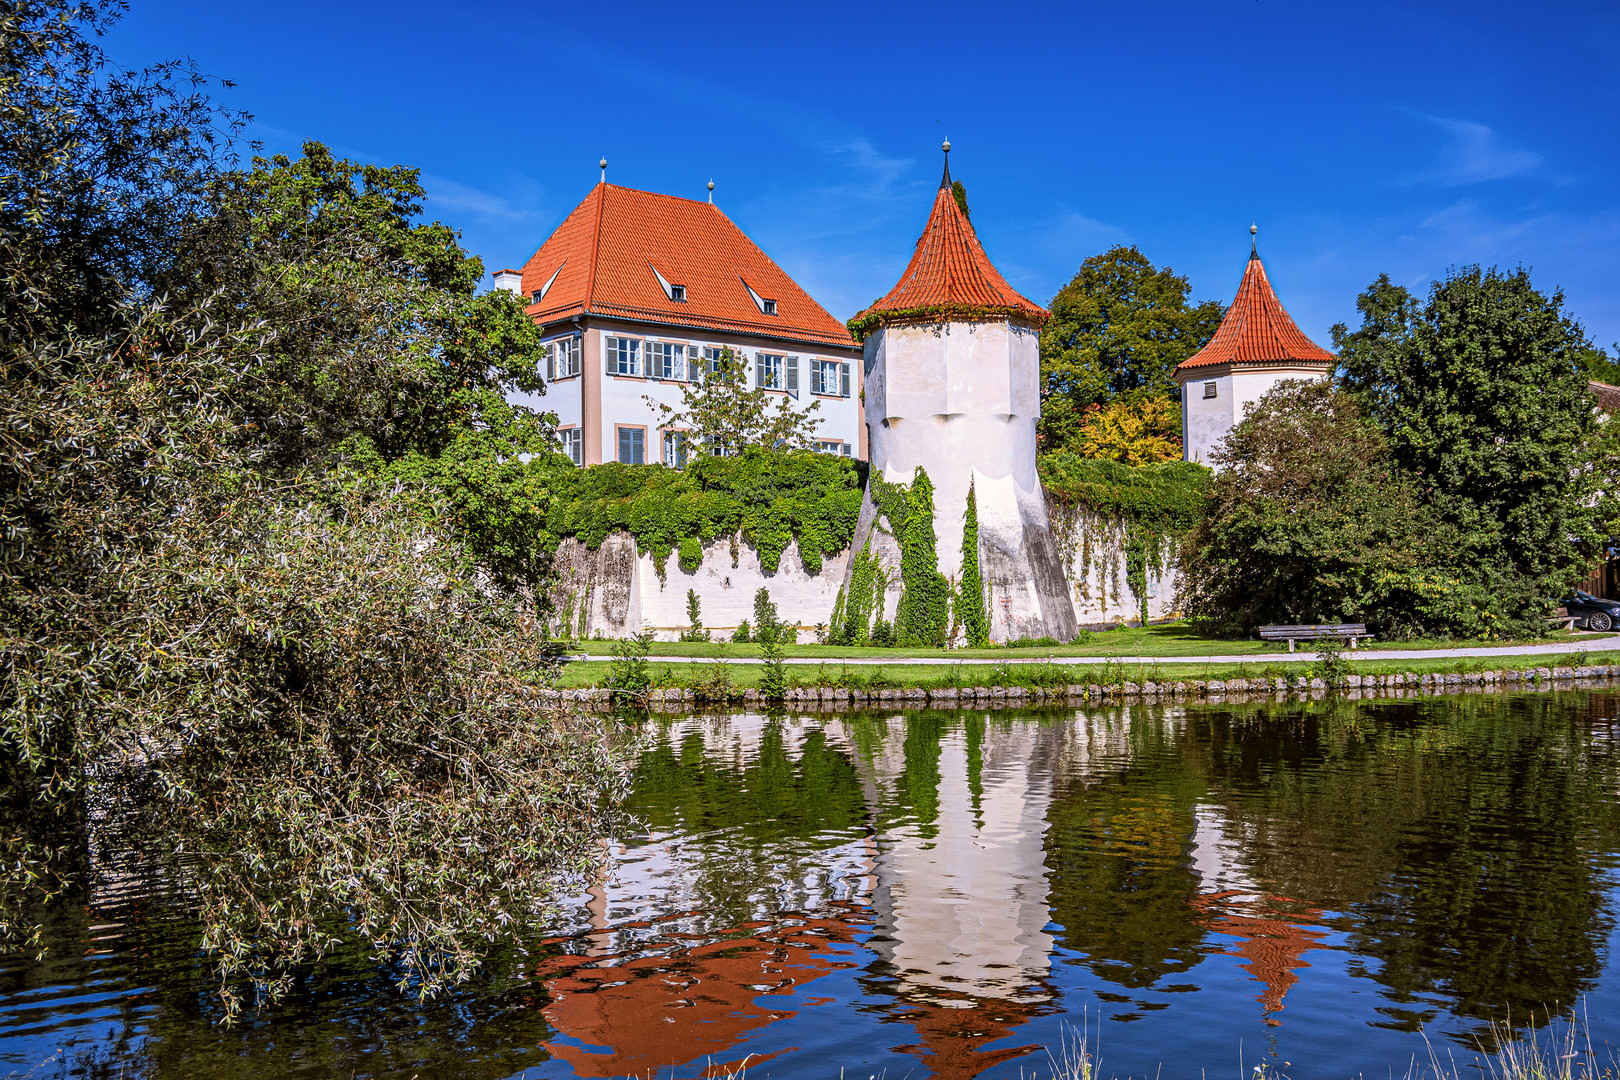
[886,988,1046,1080]
[520,184,856,349]
[536,913,863,1077]
[1175,251,1335,373]
[1190,890,1327,1023]
[856,173,1047,327]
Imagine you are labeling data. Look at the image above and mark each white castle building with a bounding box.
[848,144,1079,642]
[495,166,862,466]
[1173,229,1336,467]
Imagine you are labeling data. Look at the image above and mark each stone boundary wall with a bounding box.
[532,665,1619,711]
[550,532,856,642]
[551,518,1176,642]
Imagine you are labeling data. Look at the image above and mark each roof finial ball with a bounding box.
[599,157,607,185]
[707,179,715,204]
[1250,222,1258,254]
[940,138,952,189]
[942,138,950,154]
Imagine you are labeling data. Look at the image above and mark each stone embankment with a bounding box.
[535,664,1620,711]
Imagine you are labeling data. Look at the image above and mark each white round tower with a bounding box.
[849,144,1078,643]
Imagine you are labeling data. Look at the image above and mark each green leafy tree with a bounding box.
[1177,381,1483,637]
[957,483,989,648]
[679,588,709,642]
[647,346,823,455]
[0,2,623,1021]
[1334,267,1603,630]
[1039,245,1223,452]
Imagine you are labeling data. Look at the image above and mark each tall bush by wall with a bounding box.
[893,468,950,647]
[957,482,989,647]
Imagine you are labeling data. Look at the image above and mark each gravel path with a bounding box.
[578,633,1620,666]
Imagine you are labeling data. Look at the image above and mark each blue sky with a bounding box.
[106,0,1620,351]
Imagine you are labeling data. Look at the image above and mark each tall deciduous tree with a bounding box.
[1334,267,1603,626]
[1039,245,1222,452]
[647,346,824,456]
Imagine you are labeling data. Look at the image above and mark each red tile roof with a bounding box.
[1175,251,1336,373]
[520,184,855,349]
[855,179,1047,328]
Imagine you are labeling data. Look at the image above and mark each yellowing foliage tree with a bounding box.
[1074,397,1183,465]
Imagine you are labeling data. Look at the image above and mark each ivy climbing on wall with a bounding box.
[1038,455,1211,624]
[894,468,950,647]
[829,541,884,645]
[957,482,989,647]
[544,448,863,578]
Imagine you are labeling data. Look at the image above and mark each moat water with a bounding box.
[6,691,1620,1079]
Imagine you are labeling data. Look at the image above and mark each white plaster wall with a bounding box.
[551,531,852,640]
[504,331,585,451]
[1051,510,1185,626]
[595,329,861,464]
[1181,373,1235,467]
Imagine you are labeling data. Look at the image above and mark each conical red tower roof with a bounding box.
[854,158,1047,333]
[1176,249,1335,372]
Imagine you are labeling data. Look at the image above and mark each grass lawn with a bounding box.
[565,622,1606,662]
[556,648,1619,691]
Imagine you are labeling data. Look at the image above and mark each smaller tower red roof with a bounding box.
[854,151,1047,331]
[1175,250,1335,373]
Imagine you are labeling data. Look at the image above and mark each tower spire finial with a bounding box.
[940,138,951,190]
[599,157,607,185]
[1250,222,1258,256]
[707,178,714,204]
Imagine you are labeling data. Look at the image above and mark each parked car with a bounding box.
[1564,591,1620,632]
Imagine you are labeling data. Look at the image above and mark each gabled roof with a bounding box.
[519,184,855,350]
[854,164,1047,329]
[1175,250,1335,374]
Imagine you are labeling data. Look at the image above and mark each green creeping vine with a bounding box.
[1038,455,1211,624]
[957,482,989,647]
[545,448,863,578]
[830,541,883,645]
[864,467,949,647]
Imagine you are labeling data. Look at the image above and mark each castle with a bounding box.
[518,146,1336,641]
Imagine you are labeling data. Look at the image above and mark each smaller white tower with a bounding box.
[1174,228,1337,468]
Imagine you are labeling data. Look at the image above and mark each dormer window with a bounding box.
[650,264,686,303]
[531,261,565,306]
[741,278,778,316]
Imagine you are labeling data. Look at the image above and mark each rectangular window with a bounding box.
[646,341,686,380]
[757,352,784,390]
[617,427,645,464]
[815,440,854,458]
[607,336,641,377]
[811,359,850,397]
[541,341,555,382]
[1203,381,1217,399]
[663,431,688,468]
[558,428,582,466]
[669,284,686,303]
[555,336,581,378]
[688,347,710,383]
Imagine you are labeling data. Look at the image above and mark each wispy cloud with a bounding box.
[1400,112,1543,186]
[419,173,534,223]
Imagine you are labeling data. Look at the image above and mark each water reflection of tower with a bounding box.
[1188,805,1327,1024]
[856,714,1064,1078]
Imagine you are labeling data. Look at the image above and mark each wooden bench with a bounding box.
[1259,623,1371,653]
[1546,607,1578,632]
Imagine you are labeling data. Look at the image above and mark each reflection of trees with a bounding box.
[623,717,872,923]
[1043,709,1208,988]
[1191,693,1620,1031]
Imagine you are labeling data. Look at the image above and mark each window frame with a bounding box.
[1203,380,1218,399]
[554,336,581,379]
[558,426,583,466]
[756,352,785,391]
[615,424,647,465]
[606,335,643,378]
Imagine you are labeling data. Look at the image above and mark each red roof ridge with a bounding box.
[1175,250,1335,373]
[855,180,1047,331]
[519,182,855,349]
